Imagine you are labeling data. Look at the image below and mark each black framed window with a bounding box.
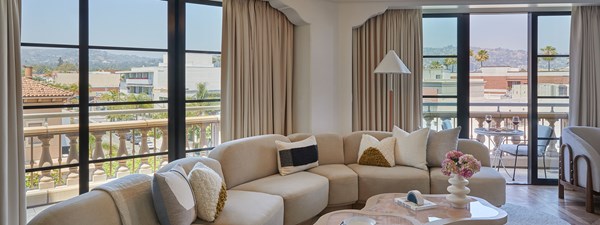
[422,16,458,131]
[21,0,222,207]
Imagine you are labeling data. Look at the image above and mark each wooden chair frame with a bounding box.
[559,143,599,213]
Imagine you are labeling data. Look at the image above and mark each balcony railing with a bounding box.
[23,106,220,207]
[423,101,568,181]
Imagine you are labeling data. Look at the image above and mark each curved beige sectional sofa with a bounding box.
[28,131,506,225]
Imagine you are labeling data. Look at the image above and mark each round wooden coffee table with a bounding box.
[314,193,507,225]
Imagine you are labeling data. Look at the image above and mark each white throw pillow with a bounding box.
[393,126,430,170]
[357,134,396,167]
[188,162,227,222]
[275,136,319,176]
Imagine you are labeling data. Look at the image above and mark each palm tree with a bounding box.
[195,82,209,100]
[474,49,489,68]
[429,61,444,70]
[443,58,457,73]
[540,45,557,71]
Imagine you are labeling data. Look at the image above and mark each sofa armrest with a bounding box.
[28,191,122,225]
[458,139,491,167]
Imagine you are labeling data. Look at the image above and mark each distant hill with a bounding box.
[424,46,569,71]
[21,48,162,72]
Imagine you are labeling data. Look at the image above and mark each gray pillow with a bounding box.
[152,164,196,225]
[426,127,461,167]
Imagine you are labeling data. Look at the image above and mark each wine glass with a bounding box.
[485,115,492,130]
[512,116,521,131]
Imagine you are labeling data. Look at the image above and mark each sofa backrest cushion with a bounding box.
[288,133,345,165]
[209,134,290,188]
[28,191,122,225]
[159,157,224,179]
[343,131,392,164]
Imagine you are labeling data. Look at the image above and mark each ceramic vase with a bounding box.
[446,173,471,208]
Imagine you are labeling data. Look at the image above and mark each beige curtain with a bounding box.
[0,0,26,224]
[221,0,293,142]
[352,9,423,132]
[569,6,600,127]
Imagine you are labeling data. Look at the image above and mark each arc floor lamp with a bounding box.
[373,50,412,131]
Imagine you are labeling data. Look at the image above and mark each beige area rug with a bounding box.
[502,203,570,225]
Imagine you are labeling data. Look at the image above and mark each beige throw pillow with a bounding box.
[188,162,227,222]
[357,134,396,167]
[393,126,430,170]
[427,127,461,167]
[275,136,319,176]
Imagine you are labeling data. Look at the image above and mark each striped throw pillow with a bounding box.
[275,136,319,176]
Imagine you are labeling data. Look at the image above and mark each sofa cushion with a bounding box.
[152,165,197,225]
[276,136,319,176]
[188,162,227,222]
[393,127,430,170]
[307,164,358,206]
[232,171,329,225]
[209,134,289,188]
[347,164,430,203]
[288,133,345,165]
[430,167,506,206]
[427,127,461,167]
[159,157,224,179]
[344,131,392,164]
[192,190,284,225]
[358,135,396,167]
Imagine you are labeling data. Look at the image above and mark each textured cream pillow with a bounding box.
[275,136,319,176]
[357,134,396,167]
[427,127,461,167]
[188,162,227,222]
[393,126,430,170]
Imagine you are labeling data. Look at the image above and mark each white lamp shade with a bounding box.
[373,50,411,75]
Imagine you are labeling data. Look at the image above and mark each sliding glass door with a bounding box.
[422,11,571,185]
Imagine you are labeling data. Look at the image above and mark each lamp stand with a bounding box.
[389,75,394,132]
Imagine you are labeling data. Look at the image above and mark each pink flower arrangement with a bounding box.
[441,150,481,179]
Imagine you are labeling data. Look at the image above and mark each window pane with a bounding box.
[423,18,457,56]
[423,98,457,132]
[88,103,168,186]
[537,57,569,97]
[186,53,221,100]
[423,57,457,96]
[22,0,78,45]
[90,0,167,48]
[536,103,567,180]
[89,50,166,102]
[187,4,222,52]
[538,16,571,55]
[186,103,221,150]
[21,47,80,104]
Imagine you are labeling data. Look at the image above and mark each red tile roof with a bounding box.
[22,78,74,98]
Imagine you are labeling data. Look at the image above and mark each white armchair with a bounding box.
[560,126,600,213]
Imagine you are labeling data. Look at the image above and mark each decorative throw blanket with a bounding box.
[93,174,161,225]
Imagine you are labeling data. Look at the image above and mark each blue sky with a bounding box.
[22,1,569,54]
[424,14,570,53]
[22,0,222,51]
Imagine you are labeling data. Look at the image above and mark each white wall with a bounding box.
[270,0,341,134]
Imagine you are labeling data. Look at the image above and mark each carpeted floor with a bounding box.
[502,203,571,225]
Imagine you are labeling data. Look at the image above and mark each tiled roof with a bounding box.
[22,78,74,98]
